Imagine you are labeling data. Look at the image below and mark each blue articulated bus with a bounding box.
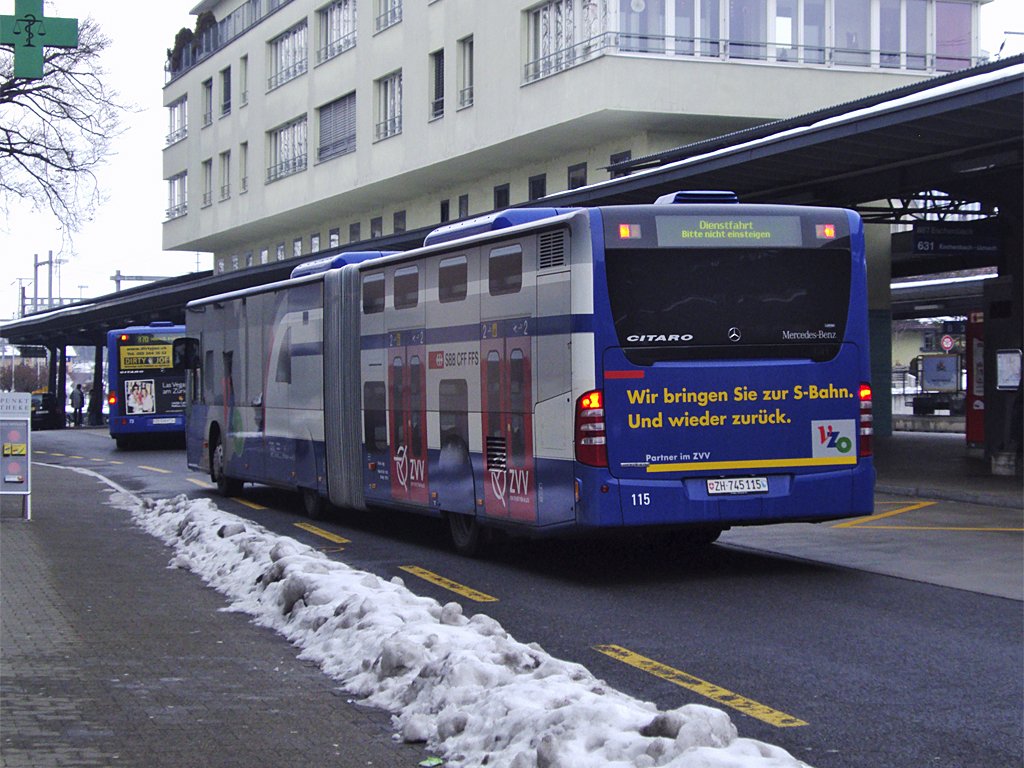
[176,193,874,553]
[107,322,187,449]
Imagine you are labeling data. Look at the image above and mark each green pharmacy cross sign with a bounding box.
[1,0,78,79]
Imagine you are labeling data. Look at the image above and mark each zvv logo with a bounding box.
[811,420,855,458]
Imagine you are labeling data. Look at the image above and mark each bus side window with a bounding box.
[489,245,522,296]
[204,350,215,404]
[276,327,292,383]
[362,273,385,314]
[438,255,467,303]
[363,381,387,452]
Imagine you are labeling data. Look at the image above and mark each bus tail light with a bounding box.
[575,389,607,467]
[858,383,873,457]
[107,391,117,407]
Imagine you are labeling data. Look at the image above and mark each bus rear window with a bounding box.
[604,247,851,363]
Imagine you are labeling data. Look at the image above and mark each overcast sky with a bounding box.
[1,0,1021,321]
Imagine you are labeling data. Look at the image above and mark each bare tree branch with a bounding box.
[0,17,130,233]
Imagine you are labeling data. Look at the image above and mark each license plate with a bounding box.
[706,477,769,495]
[151,417,177,425]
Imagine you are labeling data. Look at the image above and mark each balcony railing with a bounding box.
[458,86,473,109]
[165,202,188,220]
[165,126,188,145]
[267,58,307,91]
[374,115,402,141]
[266,155,307,183]
[317,31,356,64]
[165,0,295,83]
[375,3,401,33]
[524,31,984,84]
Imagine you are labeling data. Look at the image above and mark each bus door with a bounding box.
[388,330,429,504]
[480,319,536,522]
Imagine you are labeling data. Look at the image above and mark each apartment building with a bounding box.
[162,0,991,273]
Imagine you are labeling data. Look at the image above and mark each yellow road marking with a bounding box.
[109,460,124,465]
[399,565,498,603]
[294,522,351,544]
[69,455,84,459]
[186,478,212,488]
[89,458,105,463]
[849,525,1023,532]
[833,501,936,528]
[50,452,65,456]
[593,644,808,728]
[234,498,267,510]
[137,464,172,474]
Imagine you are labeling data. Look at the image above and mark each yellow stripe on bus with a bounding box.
[646,456,857,473]
[593,644,808,728]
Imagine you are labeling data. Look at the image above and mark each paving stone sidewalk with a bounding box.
[1,464,426,768]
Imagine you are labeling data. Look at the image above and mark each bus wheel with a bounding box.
[302,488,327,520]
[447,512,483,557]
[211,437,242,497]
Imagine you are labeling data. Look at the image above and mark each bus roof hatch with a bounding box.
[654,191,739,205]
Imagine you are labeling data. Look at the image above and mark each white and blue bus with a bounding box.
[176,193,874,552]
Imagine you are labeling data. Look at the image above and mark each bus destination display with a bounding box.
[656,215,805,247]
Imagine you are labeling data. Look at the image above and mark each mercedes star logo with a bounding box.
[728,327,742,342]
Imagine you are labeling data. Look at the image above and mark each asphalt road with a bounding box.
[30,428,1024,768]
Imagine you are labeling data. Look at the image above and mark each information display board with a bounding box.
[0,393,31,518]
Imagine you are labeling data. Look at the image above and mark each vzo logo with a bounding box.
[816,423,852,453]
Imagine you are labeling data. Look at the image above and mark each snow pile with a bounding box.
[122,493,812,768]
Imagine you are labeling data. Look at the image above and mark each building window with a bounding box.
[202,79,213,126]
[729,0,767,60]
[375,70,402,140]
[528,174,546,201]
[457,35,474,108]
[261,248,269,264]
[220,66,232,116]
[318,92,356,161]
[802,0,825,64]
[906,0,928,70]
[311,233,321,252]
[493,183,510,209]
[319,0,357,63]
[201,159,213,207]
[429,49,445,119]
[609,150,631,178]
[349,222,361,242]
[239,141,249,193]
[370,216,383,238]
[376,0,402,32]
[267,116,308,182]
[166,172,188,219]
[936,0,971,71]
[219,150,231,200]
[834,1,870,66]
[527,0,577,81]
[619,0,666,54]
[268,22,308,90]
[166,96,187,145]
[440,199,450,222]
[393,210,406,234]
[245,252,254,267]
[277,243,286,260]
[458,194,469,218]
[329,228,340,248]
[567,162,587,189]
[293,237,303,257]
[239,55,248,106]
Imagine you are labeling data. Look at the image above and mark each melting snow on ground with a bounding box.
[115,491,812,768]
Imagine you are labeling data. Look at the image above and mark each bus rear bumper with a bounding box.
[576,460,875,529]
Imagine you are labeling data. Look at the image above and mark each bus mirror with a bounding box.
[173,338,200,370]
